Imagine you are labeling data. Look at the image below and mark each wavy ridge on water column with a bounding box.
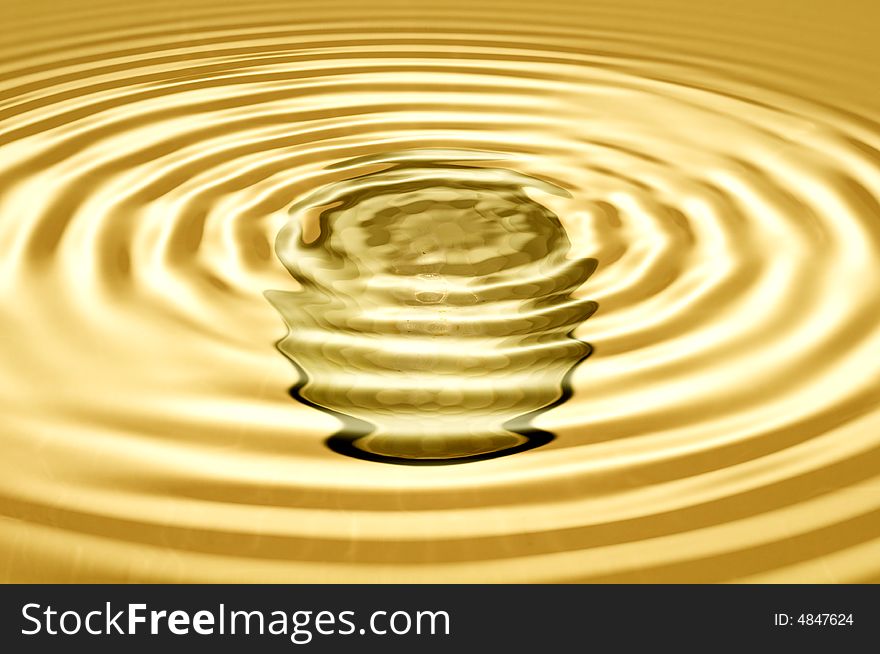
[267,151,597,463]
[0,0,879,582]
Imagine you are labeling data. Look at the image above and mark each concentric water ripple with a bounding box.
[1,0,880,582]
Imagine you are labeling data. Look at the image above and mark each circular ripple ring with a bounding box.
[0,0,879,582]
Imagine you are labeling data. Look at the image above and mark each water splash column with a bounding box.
[267,153,597,463]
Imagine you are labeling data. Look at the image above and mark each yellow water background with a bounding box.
[1,0,879,582]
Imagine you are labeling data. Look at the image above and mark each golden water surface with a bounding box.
[1,0,880,582]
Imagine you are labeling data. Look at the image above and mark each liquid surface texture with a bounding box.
[267,152,597,463]
[1,0,880,582]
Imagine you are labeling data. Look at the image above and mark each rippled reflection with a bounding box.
[267,151,597,463]
[2,0,880,583]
